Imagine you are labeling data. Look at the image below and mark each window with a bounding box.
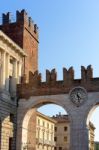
[54,137,57,142]
[54,147,57,150]
[64,136,67,142]
[47,123,49,129]
[59,147,62,150]
[43,121,45,127]
[51,124,53,130]
[9,137,13,150]
[9,76,12,93]
[38,119,40,125]
[55,127,57,132]
[10,113,14,123]
[64,126,68,131]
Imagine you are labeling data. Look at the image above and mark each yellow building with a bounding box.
[52,113,70,150]
[52,113,95,150]
[36,111,56,150]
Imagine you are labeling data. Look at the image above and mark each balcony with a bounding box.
[44,140,56,146]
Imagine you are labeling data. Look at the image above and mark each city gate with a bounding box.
[16,65,99,150]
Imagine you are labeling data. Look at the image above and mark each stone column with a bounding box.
[70,115,89,150]
[13,59,17,79]
[10,59,17,95]
[17,61,22,83]
[5,53,10,91]
[1,51,6,89]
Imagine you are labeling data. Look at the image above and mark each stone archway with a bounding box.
[16,92,98,150]
[16,95,72,150]
[16,66,99,150]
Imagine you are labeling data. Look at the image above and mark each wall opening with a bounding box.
[21,101,71,150]
[87,104,99,150]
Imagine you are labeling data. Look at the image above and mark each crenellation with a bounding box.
[1,10,38,37]
[87,65,93,79]
[34,23,38,33]
[17,65,99,98]
[46,69,57,86]
[2,12,11,24]
[46,69,51,84]
[16,9,38,35]
[50,69,57,85]
[16,9,28,23]
[81,65,93,84]
[63,67,74,86]
[29,71,41,86]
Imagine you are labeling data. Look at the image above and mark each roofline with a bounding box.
[37,111,57,123]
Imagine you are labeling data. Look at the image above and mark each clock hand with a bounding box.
[76,93,81,101]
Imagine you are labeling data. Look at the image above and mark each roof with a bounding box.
[37,111,57,124]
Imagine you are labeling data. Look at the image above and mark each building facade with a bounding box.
[52,114,95,150]
[36,112,56,150]
[0,30,26,150]
[52,113,70,150]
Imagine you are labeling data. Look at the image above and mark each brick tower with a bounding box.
[0,9,39,79]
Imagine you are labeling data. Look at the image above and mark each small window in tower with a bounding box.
[59,147,62,150]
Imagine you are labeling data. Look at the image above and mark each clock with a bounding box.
[69,87,88,107]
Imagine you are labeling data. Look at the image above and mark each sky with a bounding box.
[0,0,99,141]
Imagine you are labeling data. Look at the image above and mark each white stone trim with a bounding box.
[0,30,27,57]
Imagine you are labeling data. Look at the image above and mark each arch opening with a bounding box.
[20,99,71,150]
[86,103,99,150]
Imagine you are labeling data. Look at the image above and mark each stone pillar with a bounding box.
[17,61,22,83]
[13,59,18,79]
[1,51,6,89]
[70,116,89,150]
[5,53,10,91]
[10,59,17,95]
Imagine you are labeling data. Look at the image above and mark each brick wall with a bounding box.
[0,10,39,79]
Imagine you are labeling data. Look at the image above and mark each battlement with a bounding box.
[17,65,99,98]
[21,65,93,86]
[2,9,38,34]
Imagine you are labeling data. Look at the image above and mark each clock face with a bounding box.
[69,87,88,107]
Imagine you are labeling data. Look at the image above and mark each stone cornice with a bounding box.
[0,30,27,57]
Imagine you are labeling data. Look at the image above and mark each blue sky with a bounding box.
[0,0,99,141]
